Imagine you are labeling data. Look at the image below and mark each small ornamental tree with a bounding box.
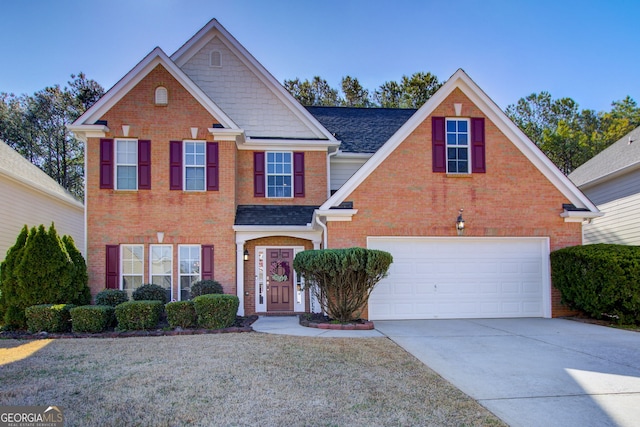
[293,247,393,323]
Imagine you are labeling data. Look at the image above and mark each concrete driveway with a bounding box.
[374,318,640,427]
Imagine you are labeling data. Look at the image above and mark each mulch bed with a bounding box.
[298,313,375,330]
[0,315,258,340]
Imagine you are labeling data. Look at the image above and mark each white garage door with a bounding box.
[368,237,550,320]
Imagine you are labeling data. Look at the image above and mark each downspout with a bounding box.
[315,213,328,249]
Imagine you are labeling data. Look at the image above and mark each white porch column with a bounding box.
[236,241,245,316]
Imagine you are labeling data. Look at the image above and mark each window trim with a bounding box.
[266,151,293,198]
[120,244,144,297]
[183,140,206,192]
[178,244,201,301]
[149,244,173,302]
[445,118,471,174]
[115,138,139,190]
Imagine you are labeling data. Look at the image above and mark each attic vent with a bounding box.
[155,86,168,105]
[210,50,221,67]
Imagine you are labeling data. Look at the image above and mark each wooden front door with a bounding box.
[267,248,294,311]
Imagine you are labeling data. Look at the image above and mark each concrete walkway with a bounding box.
[375,318,640,427]
[251,315,383,338]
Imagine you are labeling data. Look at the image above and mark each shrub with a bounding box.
[25,304,75,333]
[132,284,168,304]
[190,280,224,298]
[0,224,90,329]
[115,300,164,330]
[165,301,197,328]
[70,305,115,333]
[293,247,393,322]
[193,294,239,329]
[95,289,129,307]
[551,244,640,324]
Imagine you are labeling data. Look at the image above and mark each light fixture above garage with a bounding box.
[456,209,465,236]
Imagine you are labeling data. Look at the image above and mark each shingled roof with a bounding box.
[235,205,318,226]
[306,106,417,153]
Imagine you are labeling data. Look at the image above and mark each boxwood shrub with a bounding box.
[25,304,75,333]
[115,300,164,330]
[165,301,197,328]
[95,289,129,307]
[190,280,224,297]
[551,244,640,324]
[193,294,239,329]
[132,284,168,304]
[70,305,115,333]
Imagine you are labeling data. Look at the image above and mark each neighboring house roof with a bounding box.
[568,126,640,189]
[235,205,318,226]
[0,140,83,209]
[306,107,417,153]
[318,69,600,217]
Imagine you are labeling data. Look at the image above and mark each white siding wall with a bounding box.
[330,157,368,191]
[180,37,317,138]
[581,170,640,245]
[0,176,84,261]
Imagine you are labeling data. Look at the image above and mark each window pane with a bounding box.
[458,134,468,145]
[266,151,293,198]
[458,120,468,132]
[448,161,457,173]
[186,167,205,190]
[447,121,456,132]
[117,166,137,190]
[458,148,468,160]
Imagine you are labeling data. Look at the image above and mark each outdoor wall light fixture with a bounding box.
[244,249,249,262]
[456,209,465,236]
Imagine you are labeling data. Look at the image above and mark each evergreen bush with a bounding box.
[25,304,75,333]
[193,294,239,329]
[190,280,224,298]
[70,305,115,333]
[95,289,129,307]
[132,283,168,304]
[115,300,163,330]
[551,244,640,324]
[165,301,197,328]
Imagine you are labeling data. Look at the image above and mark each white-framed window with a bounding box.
[155,86,168,105]
[266,152,292,198]
[150,245,173,302]
[179,245,201,300]
[184,141,205,191]
[121,244,143,297]
[446,118,470,174]
[116,139,138,190]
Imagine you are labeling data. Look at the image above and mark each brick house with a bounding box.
[69,19,599,319]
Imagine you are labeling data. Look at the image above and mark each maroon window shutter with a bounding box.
[169,140,182,190]
[293,152,305,198]
[206,142,219,191]
[471,118,486,173]
[253,151,265,197]
[138,140,151,189]
[432,117,446,172]
[105,245,119,289]
[100,139,114,189]
[201,245,214,280]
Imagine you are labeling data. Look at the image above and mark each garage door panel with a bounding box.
[368,237,550,320]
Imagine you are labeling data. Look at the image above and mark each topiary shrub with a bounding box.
[165,301,197,329]
[190,280,224,298]
[115,300,164,330]
[25,304,75,333]
[551,244,640,324]
[95,289,129,307]
[293,247,393,323]
[70,305,115,333]
[132,284,168,304]
[193,294,239,329]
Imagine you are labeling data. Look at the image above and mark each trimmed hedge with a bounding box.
[95,289,129,307]
[25,304,75,333]
[115,300,164,330]
[132,283,168,304]
[70,305,115,333]
[193,294,239,329]
[551,244,640,324]
[165,301,197,328]
[190,280,224,298]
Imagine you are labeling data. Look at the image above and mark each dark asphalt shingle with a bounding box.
[235,205,318,226]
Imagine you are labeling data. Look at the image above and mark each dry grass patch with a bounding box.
[0,334,504,426]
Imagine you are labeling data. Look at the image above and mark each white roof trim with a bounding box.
[320,69,599,214]
[71,47,238,130]
[171,19,338,143]
[237,137,340,152]
[560,210,604,222]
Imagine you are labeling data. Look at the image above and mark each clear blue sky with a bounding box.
[1,0,637,112]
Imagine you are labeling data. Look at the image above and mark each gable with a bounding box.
[319,69,599,220]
